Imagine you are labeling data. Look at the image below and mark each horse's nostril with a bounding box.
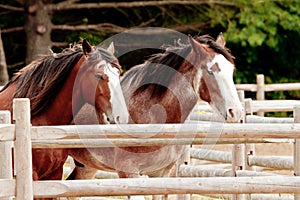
[226,107,244,123]
[228,108,234,118]
[115,116,120,124]
[106,116,115,124]
[107,116,120,124]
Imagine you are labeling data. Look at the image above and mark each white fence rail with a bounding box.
[1,99,300,199]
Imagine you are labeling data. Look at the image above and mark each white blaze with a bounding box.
[207,54,243,121]
[103,61,129,124]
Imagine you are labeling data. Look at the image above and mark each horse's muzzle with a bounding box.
[225,106,244,123]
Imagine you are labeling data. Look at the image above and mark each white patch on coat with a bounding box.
[206,54,243,121]
[102,61,129,124]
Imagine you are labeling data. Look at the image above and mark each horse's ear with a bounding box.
[216,32,226,47]
[188,35,196,50]
[188,35,205,54]
[82,39,93,56]
[107,42,115,55]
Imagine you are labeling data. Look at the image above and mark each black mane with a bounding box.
[0,44,117,116]
[126,35,234,98]
[133,42,191,97]
[195,35,235,63]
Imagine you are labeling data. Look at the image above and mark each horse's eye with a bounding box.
[95,74,103,80]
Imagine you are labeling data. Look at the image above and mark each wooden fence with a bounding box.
[182,75,300,200]
[2,99,300,199]
[2,75,300,200]
[236,74,300,116]
[235,74,300,93]
[183,103,300,200]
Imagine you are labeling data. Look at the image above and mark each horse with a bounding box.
[0,39,129,200]
[67,33,244,200]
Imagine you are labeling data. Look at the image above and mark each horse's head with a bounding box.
[189,33,243,123]
[77,39,129,124]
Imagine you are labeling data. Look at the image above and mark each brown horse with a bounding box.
[0,39,128,199]
[68,34,244,199]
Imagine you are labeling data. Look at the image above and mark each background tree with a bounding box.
[0,0,216,65]
[0,0,299,100]
[0,30,8,86]
[23,0,53,64]
[207,0,300,83]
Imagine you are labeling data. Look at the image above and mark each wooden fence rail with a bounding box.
[190,148,294,170]
[3,176,300,198]
[0,111,12,200]
[3,123,300,142]
[235,82,300,92]
[3,99,300,199]
[193,100,300,114]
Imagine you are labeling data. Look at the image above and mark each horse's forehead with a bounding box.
[102,61,119,78]
[97,60,108,67]
[207,54,234,75]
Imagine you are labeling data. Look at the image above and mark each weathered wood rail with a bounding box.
[1,99,300,199]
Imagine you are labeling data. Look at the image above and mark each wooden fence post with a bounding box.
[232,91,246,174]
[231,91,248,200]
[13,98,33,200]
[256,74,265,116]
[243,98,256,172]
[0,111,13,200]
[294,107,300,200]
[176,145,191,200]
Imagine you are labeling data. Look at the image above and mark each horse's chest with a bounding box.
[114,145,184,174]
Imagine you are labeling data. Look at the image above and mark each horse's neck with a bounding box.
[33,59,85,126]
[126,65,199,124]
[0,62,86,126]
[32,89,78,126]
[0,83,17,120]
[166,66,199,122]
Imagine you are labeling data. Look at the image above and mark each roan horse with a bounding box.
[67,33,244,199]
[0,39,129,199]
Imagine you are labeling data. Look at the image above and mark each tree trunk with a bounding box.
[0,30,9,86]
[24,0,53,64]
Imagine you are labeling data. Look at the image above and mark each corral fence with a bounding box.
[236,74,300,116]
[2,75,300,200]
[2,99,300,200]
[182,74,300,200]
